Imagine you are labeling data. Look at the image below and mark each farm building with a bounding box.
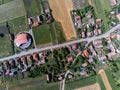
[14,33,32,49]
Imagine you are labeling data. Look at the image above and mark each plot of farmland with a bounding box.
[0,0,26,23]
[23,0,41,17]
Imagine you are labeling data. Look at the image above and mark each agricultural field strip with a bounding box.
[0,0,26,23]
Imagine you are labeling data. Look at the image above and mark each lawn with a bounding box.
[23,0,41,17]
[8,16,29,35]
[0,34,13,58]
[0,0,13,4]
[0,0,26,23]
[32,24,52,46]
[65,76,97,90]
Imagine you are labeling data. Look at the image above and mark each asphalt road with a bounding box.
[0,24,120,61]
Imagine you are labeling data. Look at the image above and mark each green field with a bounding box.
[0,0,26,23]
[33,24,52,46]
[105,69,120,90]
[0,35,13,58]
[23,0,41,17]
[0,0,13,4]
[33,22,66,47]
[91,0,110,32]
[97,75,106,90]
[16,82,59,90]
[4,73,59,90]
[8,16,29,35]
[65,76,97,90]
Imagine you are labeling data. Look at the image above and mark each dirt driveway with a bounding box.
[74,83,101,90]
[48,0,77,40]
[98,69,112,90]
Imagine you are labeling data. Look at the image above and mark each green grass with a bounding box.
[100,0,111,11]
[105,69,120,90]
[92,0,109,32]
[97,75,106,90]
[0,85,6,90]
[0,0,26,23]
[33,22,66,47]
[6,72,59,90]
[0,34,13,58]
[17,82,60,90]
[23,0,41,17]
[33,24,52,45]
[53,22,66,43]
[65,76,97,90]
[0,0,13,4]
[8,16,29,35]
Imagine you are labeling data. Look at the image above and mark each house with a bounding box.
[37,15,43,24]
[89,18,95,25]
[116,14,120,21]
[107,52,117,58]
[81,31,85,38]
[106,36,112,43]
[71,44,78,50]
[58,75,63,81]
[98,29,102,34]
[100,56,107,63]
[88,58,94,63]
[33,22,39,27]
[67,56,74,62]
[83,50,89,57]
[96,19,102,23]
[116,9,120,20]
[89,45,97,56]
[94,28,98,35]
[21,57,28,68]
[74,15,82,28]
[86,14,91,19]
[27,55,33,61]
[110,0,117,6]
[94,39,102,46]
[9,59,16,69]
[41,59,45,64]
[82,63,87,67]
[46,74,50,81]
[80,71,87,76]
[109,44,116,52]
[33,53,39,62]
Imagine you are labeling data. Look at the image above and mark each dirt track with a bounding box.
[74,83,101,90]
[48,0,77,40]
[98,69,112,90]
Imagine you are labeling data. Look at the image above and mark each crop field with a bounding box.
[0,34,13,58]
[33,22,66,48]
[8,16,29,35]
[23,0,41,17]
[0,0,13,4]
[65,76,97,90]
[74,83,101,90]
[48,0,77,40]
[32,24,52,47]
[0,0,26,23]
[88,0,110,32]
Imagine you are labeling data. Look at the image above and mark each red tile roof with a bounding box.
[15,34,28,45]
